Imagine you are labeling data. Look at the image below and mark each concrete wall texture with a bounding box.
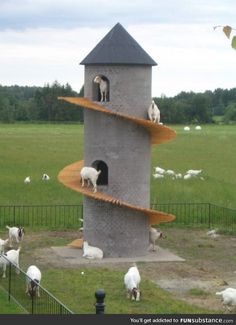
[83,64,152,257]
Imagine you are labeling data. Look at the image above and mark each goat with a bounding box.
[82,241,103,259]
[216,288,236,313]
[0,247,21,278]
[148,100,160,123]
[24,176,30,184]
[124,264,141,301]
[154,167,165,175]
[186,169,202,176]
[184,126,190,131]
[42,173,50,181]
[0,238,9,254]
[6,226,25,247]
[80,167,101,193]
[94,75,108,102]
[149,227,165,251]
[25,265,42,298]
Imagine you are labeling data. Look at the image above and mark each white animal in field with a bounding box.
[184,126,190,131]
[153,173,164,179]
[154,167,165,175]
[25,265,42,298]
[195,125,202,130]
[6,226,25,247]
[216,288,236,313]
[0,247,21,278]
[183,173,193,180]
[186,169,202,176]
[94,75,108,102]
[42,173,50,181]
[149,227,165,251]
[148,100,160,123]
[207,229,220,239]
[0,238,9,254]
[82,241,103,259]
[165,169,175,176]
[80,167,101,193]
[124,264,141,301]
[24,176,30,184]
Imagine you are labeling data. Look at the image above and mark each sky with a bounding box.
[0,0,235,97]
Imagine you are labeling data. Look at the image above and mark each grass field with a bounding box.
[0,123,235,208]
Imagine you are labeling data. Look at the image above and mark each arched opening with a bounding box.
[92,160,108,185]
[92,75,110,102]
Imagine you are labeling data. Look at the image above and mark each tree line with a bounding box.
[0,81,236,123]
[154,87,236,124]
[0,81,84,123]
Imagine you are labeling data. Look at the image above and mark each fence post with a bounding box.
[8,263,12,302]
[208,203,211,229]
[95,289,106,314]
[31,294,34,314]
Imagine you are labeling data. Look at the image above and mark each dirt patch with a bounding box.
[18,227,236,312]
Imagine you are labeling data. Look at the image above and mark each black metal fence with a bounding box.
[0,203,236,232]
[151,202,236,232]
[0,256,73,314]
[0,205,83,229]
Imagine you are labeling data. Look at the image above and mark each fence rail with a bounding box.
[0,203,236,232]
[0,256,73,314]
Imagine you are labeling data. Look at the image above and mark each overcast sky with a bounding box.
[0,0,235,97]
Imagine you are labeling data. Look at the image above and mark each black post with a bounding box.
[95,289,105,314]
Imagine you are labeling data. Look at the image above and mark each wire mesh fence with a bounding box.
[0,256,73,314]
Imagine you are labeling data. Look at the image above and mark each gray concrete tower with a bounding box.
[80,23,157,257]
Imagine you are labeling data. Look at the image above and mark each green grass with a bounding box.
[0,268,216,314]
[0,123,235,208]
[0,289,25,314]
[151,124,236,208]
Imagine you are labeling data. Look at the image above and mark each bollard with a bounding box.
[95,289,106,314]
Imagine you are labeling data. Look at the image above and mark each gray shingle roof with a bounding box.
[80,23,157,66]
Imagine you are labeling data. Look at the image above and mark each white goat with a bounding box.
[149,227,164,251]
[0,238,9,254]
[25,265,42,298]
[216,288,236,313]
[6,226,25,247]
[80,167,101,193]
[148,100,160,123]
[184,126,190,131]
[82,241,103,259]
[24,176,30,184]
[195,125,202,130]
[186,169,202,176]
[154,167,165,175]
[42,173,50,181]
[153,173,164,179]
[94,75,108,102]
[0,247,21,278]
[124,264,141,301]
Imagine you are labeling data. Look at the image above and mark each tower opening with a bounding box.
[92,160,108,185]
[92,75,110,102]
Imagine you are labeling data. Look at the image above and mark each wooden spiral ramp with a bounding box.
[57,97,176,248]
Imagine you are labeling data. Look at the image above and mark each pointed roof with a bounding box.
[80,23,157,66]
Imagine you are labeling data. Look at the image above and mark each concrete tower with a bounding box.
[80,23,157,257]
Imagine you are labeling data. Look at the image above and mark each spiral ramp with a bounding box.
[57,97,176,247]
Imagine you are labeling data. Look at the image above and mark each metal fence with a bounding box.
[151,202,236,232]
[0,256,73,314]
[0,205,83,229]
[0,203,236,232]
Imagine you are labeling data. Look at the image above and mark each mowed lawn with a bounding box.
[0,123,235,208]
